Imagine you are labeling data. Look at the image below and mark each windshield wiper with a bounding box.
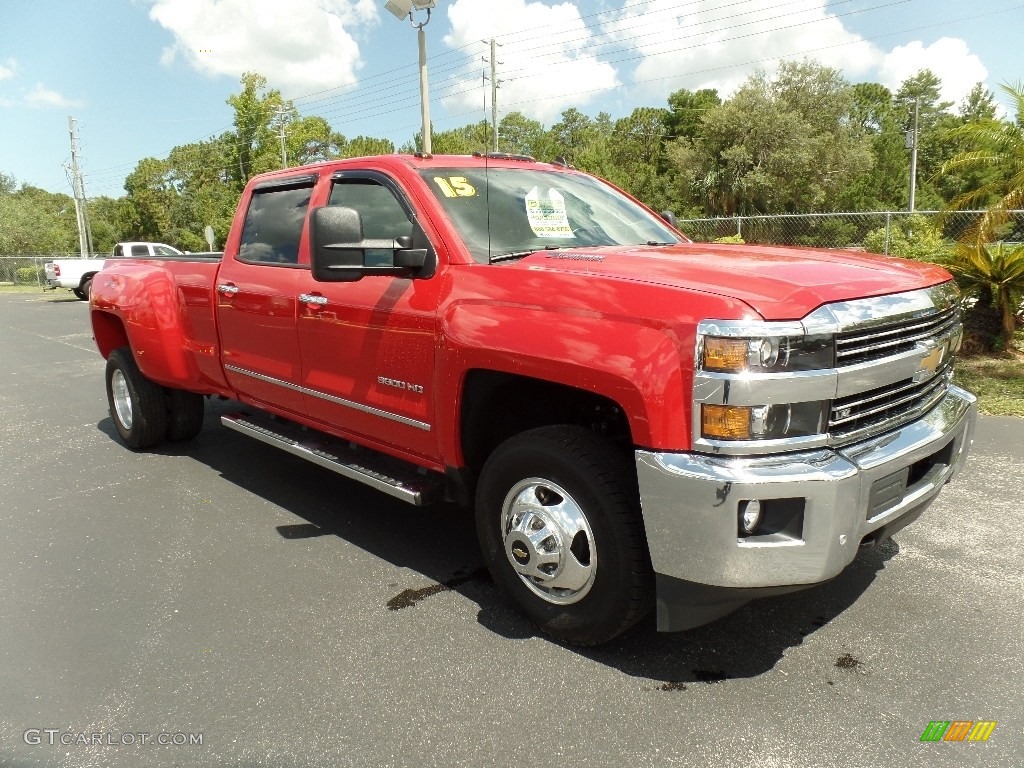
[645,240,677,246]
[490,245,568,263]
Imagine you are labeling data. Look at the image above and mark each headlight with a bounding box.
[701,402,827,440]
[701,335,833,373]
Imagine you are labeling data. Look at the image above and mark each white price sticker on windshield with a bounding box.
[524,187,574,238]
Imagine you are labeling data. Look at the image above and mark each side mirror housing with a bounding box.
[310,206,431,283]
[661,210,679,228]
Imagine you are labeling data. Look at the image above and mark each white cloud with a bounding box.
[25,83,83,109]
[442,0,619,123]
[877,38,988,108]
[148,0,380,96]
[600,0,883,100]
[0,58,16,81]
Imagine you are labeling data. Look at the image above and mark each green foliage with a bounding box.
[4,61,1017,257]
[941,81,1024,241]
[343,136,395,158]
[0,182,79,254]
[947,240,1024,351]
[713,234,745,244]
[15,266,42,284]
[664,60,872,215]
[862,214,953,263]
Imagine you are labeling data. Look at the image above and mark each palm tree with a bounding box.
[941,81,1024,240]
[941,82,1024,351]
[949,240,1024,351]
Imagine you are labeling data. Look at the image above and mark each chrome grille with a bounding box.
[835,306,959,366]
[830,363,953,442]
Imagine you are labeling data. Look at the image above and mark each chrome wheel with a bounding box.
[111,369,133,429]
[501,477,597,605]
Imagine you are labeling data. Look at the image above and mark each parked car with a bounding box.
[45,242,183,300]
[88,154,977,645]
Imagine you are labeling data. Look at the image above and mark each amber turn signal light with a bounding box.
[702,404,751,439]
[702,338,749,372]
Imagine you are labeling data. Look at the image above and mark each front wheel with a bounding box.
[105,348,168,450]
[80,277,93,301]
[475,426,653,646]
[72,287,87,301]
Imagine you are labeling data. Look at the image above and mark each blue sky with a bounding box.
[1,0,1021,199]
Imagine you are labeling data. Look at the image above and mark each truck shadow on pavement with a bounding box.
[104,400,899,685]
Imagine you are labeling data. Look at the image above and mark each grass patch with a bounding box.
[0,285,81,302]
[954,331,1024,417]
[0,284,49,293]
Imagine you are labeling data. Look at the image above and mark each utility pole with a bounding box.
[906,98,919,213]
[274,105,290,169]
[482,38,502,152]
[67,116,94,257]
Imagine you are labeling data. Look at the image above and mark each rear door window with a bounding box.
[239,181,314,265]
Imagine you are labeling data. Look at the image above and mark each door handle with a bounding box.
[217,284,239,295]
[298,293,328,305]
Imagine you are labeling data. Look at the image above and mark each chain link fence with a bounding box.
[676,210,1024,255]
[0,256,53,287]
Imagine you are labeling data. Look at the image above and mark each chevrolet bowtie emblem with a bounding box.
[913,342,947,383]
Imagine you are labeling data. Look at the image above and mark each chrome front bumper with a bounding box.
[635,385,977,630]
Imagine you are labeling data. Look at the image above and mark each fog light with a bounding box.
[740,499,762,535]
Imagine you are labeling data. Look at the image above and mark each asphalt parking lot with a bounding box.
[0,291,1021,768]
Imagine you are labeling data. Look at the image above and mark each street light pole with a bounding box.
[385,1,436,155]
[418,19,431,155]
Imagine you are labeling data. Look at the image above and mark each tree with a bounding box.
[0,184,79,254]
[286,116,345,166]
[497,112,547,158]
[664,61,871,215]
[941,82,1024,239]
[665,88,720,140]
[841,82,907,210]
[122,157,174,242]
[950,240,1024,352]
[226,72,291,184]
[343,136,395,158]
[604,107,670,209]
[894,69,960,208]
[940,81,1024,351]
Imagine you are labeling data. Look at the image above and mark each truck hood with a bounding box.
[515,243,953,321]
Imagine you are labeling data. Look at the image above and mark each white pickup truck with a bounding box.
[44,242,183,300]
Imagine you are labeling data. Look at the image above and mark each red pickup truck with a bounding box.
[90,153,977,645]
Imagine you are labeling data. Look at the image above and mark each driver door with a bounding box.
[295,173,442,462]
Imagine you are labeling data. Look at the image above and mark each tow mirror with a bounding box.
[310,206,430,283]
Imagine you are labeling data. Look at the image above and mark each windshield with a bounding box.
[418,168,682,263]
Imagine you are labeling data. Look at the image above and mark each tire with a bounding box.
[475,425,653,646]
[165,388,204,442]
[72,288,87,301]
[105,347,168,450]
[80,277,93,300]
